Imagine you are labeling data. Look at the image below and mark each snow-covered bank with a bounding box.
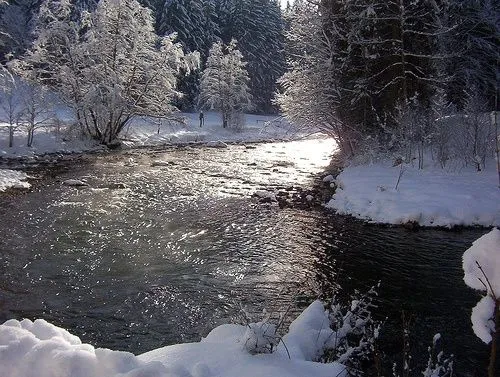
[0,169,30,191]
[326,162,499,227]
[0,112,320,160]
[0,301,346,377]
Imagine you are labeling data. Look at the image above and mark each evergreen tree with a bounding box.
[0,0,39,62]
[157,0,219,110]
[445,0,499,109]
[225,0,285,113]
[199,39,252,128]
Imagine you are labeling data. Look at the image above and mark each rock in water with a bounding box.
[62,179,89,187]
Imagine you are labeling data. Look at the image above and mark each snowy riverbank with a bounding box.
[0,111,322,192]
[0,300,346,377]
[0,111,318,159]
[326,161,500,227]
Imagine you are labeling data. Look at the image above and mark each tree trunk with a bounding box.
[8,126,14,148]
[27,128,34,147]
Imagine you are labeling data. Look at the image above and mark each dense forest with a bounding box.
[0,0,285,113]
[0,0,498,158]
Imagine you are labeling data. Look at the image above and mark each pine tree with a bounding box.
[199,39,252,128]
[225,0,285,113]
[445,0,499,109]
[0,0,38,62]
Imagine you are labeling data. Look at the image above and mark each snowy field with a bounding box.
[0,300,346,377]
[121,111,316,146]
[326,161,500,227]
[0,111,318,159]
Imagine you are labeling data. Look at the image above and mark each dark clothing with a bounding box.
[199,112,204,127]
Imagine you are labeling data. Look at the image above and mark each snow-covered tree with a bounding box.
[16,82,53,147]
[199,39,251,128]
[0,71,22,147]
[157,0,219,110]
[276,1,360,156]
[16,0,199,145]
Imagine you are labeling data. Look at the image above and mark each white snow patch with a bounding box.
[470,295,496,343]
[0,169,30,191]
[327,162,500,227]
[463,228,500,294]
[1,301,347,377]
[462,228,500,344]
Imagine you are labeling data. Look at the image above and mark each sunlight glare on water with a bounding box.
[0,137,490,374]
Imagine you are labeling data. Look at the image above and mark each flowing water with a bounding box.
[0,139,491,375]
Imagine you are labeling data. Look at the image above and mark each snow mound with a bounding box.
[327,163,500,227]
[463,228,500,294]
[0,169,30,191]
[462,228,500,344]
[279,300,333,361]
[1,301,347,377]
[470,295,496,343]
[0,319,168,377]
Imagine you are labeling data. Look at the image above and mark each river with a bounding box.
[0,139,491,375]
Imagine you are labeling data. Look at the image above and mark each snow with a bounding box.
[462,228,500,343]
[120,112,315,148]
[0,301,347,377]
[0,112,317,159]
[0,169,30,191]
[470,295,496,343]
[327,162,500,227]
[463,228,500,294]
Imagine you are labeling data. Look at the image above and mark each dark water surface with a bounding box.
[0,139,491,375]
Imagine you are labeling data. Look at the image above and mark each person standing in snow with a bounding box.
[199,111,204,127]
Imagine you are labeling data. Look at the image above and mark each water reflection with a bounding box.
[0,138,489,375]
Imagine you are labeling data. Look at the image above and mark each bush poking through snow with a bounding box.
[241,322,280,354]
[236,287,382,374]
[321,284,381,375]
[392,333,454,377]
